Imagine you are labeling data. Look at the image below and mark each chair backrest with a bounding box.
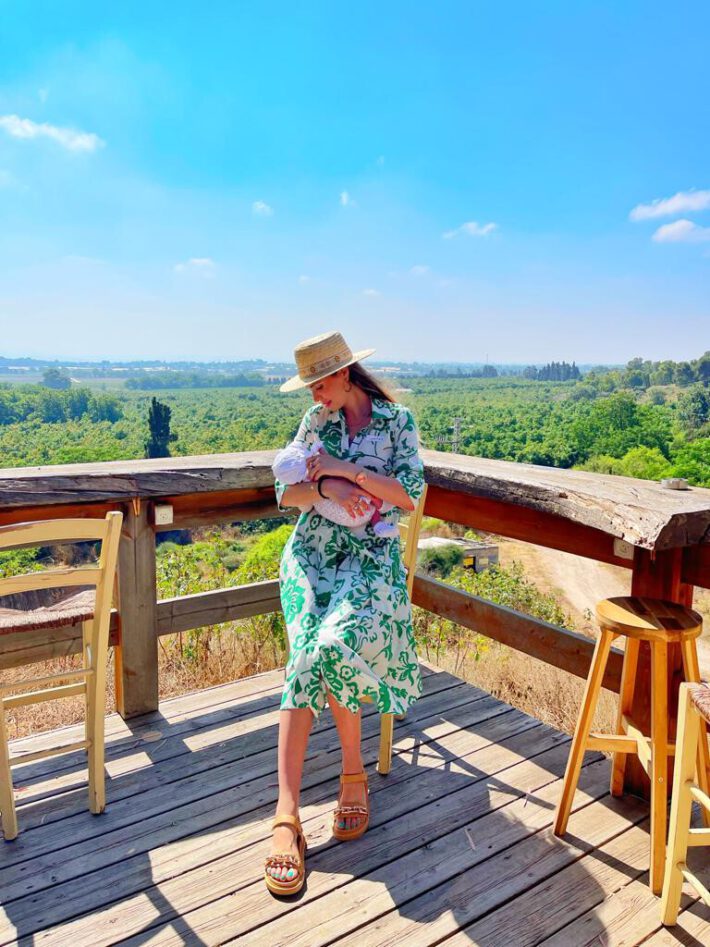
[398,483,428,598]
[0,513,123,626]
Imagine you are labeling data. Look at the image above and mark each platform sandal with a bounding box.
[264,813,307,896]
[333,770,370,841]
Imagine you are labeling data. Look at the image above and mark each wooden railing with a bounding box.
[1,449,709,791]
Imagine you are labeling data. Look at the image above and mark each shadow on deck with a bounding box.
[0,663,707,946]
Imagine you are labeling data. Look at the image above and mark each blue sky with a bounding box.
[1,2,709,364]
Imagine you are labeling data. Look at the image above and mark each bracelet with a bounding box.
[317,476,330,498]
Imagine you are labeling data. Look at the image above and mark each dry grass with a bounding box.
[429,640,617,737]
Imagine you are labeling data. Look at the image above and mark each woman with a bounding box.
[264,330,425,896]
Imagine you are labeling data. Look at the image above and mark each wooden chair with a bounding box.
[660,682,710,925]
[0,513,123,840]
[368,483,428,775]
[553,596,710,894]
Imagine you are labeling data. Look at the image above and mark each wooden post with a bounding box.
[624,547,694,799]
[115,501,159,718]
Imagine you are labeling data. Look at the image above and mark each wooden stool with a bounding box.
[661,682,710,925]
[553,596,710,894]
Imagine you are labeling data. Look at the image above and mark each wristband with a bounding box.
[317,476,330,498]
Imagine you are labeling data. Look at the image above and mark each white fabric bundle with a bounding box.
[273,437,398,536]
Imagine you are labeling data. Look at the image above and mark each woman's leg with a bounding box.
[268,707,314,881]
[327,690,368,832]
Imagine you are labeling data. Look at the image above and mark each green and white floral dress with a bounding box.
[274,397,426,719]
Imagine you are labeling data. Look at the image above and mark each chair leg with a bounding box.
[650,640,669,895]
[377,713,394,775]
[554,627,615,837]
[85,618,108,814]
[611,637,639,797]
[680,638,710,826]
[0,699,18,841]
[660,684,698,926]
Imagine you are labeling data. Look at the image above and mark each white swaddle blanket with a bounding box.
[272,437,398,537]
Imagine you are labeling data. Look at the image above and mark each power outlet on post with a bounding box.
[153,503,174,527]
[613,538,634,561]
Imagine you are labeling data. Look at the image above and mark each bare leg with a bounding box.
[327,690,367,832]
[268,707,314,882]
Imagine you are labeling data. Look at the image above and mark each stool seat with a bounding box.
[595,597,702,642]
[0,587,95,635]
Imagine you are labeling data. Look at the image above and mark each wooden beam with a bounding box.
[619,546,695,801]
[412,573,623,691]
[1,447,708,551]
[0,580,282,670]
[156,581,281,635]
[158,489,284,531]
[424,484,633,567]
[114,502,159,719]
[682,543,710,590]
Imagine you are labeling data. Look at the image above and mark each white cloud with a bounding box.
[652,219,710,243]
[0,114,104,152]
[409,264,430,276]
[362,288,380,296]
[340,190,356,207]
[442,220,497,239]
[252,200,274,216]
[630,189,710,221]
[174,257,216,275]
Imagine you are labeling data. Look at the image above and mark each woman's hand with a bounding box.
[321,477,376,519]
[305,449,354,482]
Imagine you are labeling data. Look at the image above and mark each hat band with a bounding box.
[304,352,348,377]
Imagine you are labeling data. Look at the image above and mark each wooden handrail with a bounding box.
[0,446,708,805]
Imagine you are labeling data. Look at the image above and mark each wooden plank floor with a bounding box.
[0,662,708,946]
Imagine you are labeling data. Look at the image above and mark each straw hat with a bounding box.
[279,330,376,392]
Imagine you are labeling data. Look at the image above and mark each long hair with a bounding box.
[348,362,399,403]
[349,362,423,449]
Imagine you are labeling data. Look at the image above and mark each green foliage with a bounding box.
[418,544,464,578]
[0,547,42,579]
[677,384,710,437]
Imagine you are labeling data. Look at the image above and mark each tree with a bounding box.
[677,385,710,437]
[144,397,177,458]
[42,368,70,390]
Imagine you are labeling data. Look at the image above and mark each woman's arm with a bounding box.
[278,480,321,509]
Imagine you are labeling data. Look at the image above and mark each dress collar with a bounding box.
[322,396,396,422]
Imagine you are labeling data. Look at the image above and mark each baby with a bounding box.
[272,437,399,537]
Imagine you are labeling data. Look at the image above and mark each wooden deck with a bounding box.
[0,663,708,946]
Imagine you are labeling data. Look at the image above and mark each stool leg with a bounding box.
[554,627,615,837]
[660,684,698,926]
[611,637,640,797]
[377,713,394,775]
[650,640,669,894]
[679,638,710,826]
[0,699,18,841]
